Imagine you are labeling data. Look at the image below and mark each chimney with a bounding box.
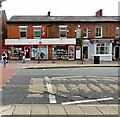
[48,11,50,16]
[96,9,102,17]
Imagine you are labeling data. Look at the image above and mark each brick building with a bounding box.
[5,10,120,61]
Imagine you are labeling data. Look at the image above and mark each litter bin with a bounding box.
[94,56,100,64]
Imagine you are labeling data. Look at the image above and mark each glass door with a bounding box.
[24,46,31,60]
[68,46,75,60]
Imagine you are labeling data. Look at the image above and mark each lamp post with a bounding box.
[80,33,84,64]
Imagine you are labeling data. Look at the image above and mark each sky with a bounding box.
[1,0,120,19]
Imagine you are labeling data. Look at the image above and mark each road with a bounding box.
[2,67,118,105]
[18,67,118,77]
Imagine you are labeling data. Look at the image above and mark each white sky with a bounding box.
[1,0,120,19]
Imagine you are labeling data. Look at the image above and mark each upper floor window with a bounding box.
[116,27,120,38]
[19,26,28,38]
[33,26,41,38]
[59,25,67,38]
[95,26,102,38]
[76,26,81,38]
[83,28,88,38]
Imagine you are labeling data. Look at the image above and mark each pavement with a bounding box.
[0,60,119,117]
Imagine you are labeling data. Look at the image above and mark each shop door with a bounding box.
[83,47,88,59]
[76,46,81,59]
[115,46,119,59]
[68,46,74,60]
[24,46,31,60]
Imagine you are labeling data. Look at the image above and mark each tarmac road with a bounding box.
[18,67,118,77]
[2,67,118,105]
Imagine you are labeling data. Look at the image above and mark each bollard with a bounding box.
[38,56,40,63]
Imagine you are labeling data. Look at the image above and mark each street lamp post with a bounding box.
[80,33,84,64]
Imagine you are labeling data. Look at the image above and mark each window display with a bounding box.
[8,46,24,59]
[54,46,68,59]
[32,46,48,59]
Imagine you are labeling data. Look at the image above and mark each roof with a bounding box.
[7,15,119,23]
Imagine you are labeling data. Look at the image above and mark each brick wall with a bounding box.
[7,22,118,39]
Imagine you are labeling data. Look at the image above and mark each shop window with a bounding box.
[95,26,102,38]
[54,46,68,59]
[8,46,24,59]
[19,26,27,38]
[83,28,88,38]
[33,26,41,38]
[116,27,120,38]
[59,26,67,38]
[32,46,48,59]
[96,43,109,54]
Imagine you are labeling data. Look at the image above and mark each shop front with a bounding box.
[90,39,114,61]
[5,38,76,60]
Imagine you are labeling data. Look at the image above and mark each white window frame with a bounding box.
[19,26,28,38]
[83,27,88,38]
[116,27,120,38]
[33,26,42,39]
[96,43,109,54]
[59,25,67,38]
[95,26,102,38]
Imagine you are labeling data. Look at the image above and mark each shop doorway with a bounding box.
[115,46,120,59]
[24,46,31,60]
[83,47,88,59]
[76,46,81,59]
[68,46,75,60]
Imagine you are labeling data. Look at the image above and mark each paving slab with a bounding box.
[80,105,103,115]
[112,105,118,111]
[1,105,15,115]
[48,104,67,116]
[64,105,85,116]
[31,104,49,115]
[12,104,31,116]
[96,105,118,115]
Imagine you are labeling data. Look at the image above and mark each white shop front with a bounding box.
[90,39,114,61]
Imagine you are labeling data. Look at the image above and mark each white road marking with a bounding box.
[52,76,84,79]
[62,97,113,105]
[45,76,57,104]
[52,76,117,79]
[42,69,45,71]
[0,89,2,91]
